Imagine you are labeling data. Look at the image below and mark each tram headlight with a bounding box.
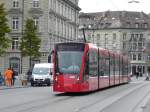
[55,76,58,82]
[77,77,80,81]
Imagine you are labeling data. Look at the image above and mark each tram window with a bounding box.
[105,58,110,76]
[89,50,98,76]
[110,57,114,76]
[120,57,123,76]
[99,56,105,76]
[85,53,89,75]
[115,59,119,76]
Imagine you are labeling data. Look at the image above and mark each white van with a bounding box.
[30,63,53,86]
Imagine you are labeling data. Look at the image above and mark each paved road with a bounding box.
[0,76,150,112]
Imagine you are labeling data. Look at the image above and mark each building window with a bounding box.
[123,42,126,49]
[147,55,150,61]
[12,38,19,50]
[13,0,19,8]
[126,22,130,27]
[33,0,39,8]
[133,43,137,50]
[138,53,142,60]
[135,23,139,28]
[113,33,116,43]
[33,17,39,29]
[144,23,148,28]
[133,54,136,60]
[12,17,19,30]
[123,33,126,40]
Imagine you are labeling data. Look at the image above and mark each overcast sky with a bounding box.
[79,0,150,14]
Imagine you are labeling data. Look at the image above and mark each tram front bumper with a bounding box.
[53,83,88,92]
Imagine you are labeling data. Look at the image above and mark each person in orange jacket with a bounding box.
[4,68,13,86]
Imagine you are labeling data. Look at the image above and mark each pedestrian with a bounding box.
[4,68,13,87]
[0,72,4,86]
[11,68,16,86]
[136,71,139,79]
[145,72,150,81]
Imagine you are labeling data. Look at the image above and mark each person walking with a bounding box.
[4,68,13,87]
[136,71,139,79]
[11,68,16,86]
[145,72,150,81]
[0,72,4,86]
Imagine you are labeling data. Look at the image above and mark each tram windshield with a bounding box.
[55,43,85,74]
[57,51,83,74]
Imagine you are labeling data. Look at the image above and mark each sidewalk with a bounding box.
[0,77,30,90]
[130,76,146,83]
[0,76,147,90]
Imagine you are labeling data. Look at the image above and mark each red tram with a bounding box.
[53,42,130,92]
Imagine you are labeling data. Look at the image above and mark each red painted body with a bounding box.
[53,42,130,93]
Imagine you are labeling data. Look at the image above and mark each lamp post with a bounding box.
[88,24,96,44]
[79,24,86,42]
[20,0,24,74]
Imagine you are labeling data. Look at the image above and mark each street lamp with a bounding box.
[88,24,95,44]
[20,0,24,74]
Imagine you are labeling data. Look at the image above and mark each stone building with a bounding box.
[79,11,150,75]
[0,0,80,74]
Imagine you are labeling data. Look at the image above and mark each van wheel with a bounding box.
[47,83,50,86]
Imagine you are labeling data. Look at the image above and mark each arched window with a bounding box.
[9,57,20,75]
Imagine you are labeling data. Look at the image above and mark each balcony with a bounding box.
[8,8,22,15]
[28,8,43,16]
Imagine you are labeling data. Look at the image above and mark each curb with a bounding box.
[0,86,30,90]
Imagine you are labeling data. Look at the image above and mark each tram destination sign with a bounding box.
[56,43,85,51]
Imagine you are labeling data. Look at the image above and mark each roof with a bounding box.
[79,11,150,29]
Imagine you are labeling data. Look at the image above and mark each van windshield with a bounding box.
[32,68,50,75]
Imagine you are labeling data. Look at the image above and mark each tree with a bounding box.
[0,3,11,56]
[20,18,41,68]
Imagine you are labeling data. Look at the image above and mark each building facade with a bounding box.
[79,11,150,75]
[0,0,80,74]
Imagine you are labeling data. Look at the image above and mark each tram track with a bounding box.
[0,83,132,112]
[126,83,150,112]
[74,82,150,112]
[98,83,150,112]
[0,93,73,112]
[0,82,149,112]
[98,82,150,112]
[0,87,76,112]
